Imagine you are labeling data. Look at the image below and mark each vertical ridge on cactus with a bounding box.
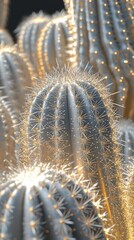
[17,12,50,75]
[118,120,134,166]
[0,46,35,112]
[26,67,127,239]
[37,11,70,76]
[0,0,9,28]
[0,163,107,239]
[0,29,13,46]
[64,0,134,119]
[0,98,18,168]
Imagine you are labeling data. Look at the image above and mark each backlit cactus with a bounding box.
[0,0,9,28]
[37,12,69,76]
[0,163,106,239]
[0,98,18,168]
[0,29,13,45]
[64,0,134,119]
[0,46,34,111]
[28,67,127,239]
[118,120,134,165]
[17,12,49,75]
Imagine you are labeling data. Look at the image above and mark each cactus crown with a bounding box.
[0,163,107,239]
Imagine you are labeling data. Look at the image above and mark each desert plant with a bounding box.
[123,163,134,240]
[0,0,9,28]
[64,0,134,119]
[0,97,18,168]
[0,46,35,112]
[17,12,50,75]
[118,119,134,165]
[0,163,107,239]
[37,11,69,76]
[27,67,127,239]
[0,29,13,45]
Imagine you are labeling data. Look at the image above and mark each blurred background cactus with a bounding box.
[0,0,9,28]
[0,29,13,45]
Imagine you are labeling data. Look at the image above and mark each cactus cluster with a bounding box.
[64,0,134,119]
[0,163,106,239]
[0,1,133,240]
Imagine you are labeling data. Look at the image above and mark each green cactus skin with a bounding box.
[0,163,106,239]
[0,98,18,168]
[27,67,127,239]
[0,29,13,46]
[64,0,134,119]
[37,12,70,76]
[0,46,34,112]
[17,12,50,75]
[118,120,134,166]
[0,0,9,28]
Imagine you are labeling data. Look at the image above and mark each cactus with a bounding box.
[0,97,18,168]
[27,67,127,239]
[37,11,70,76]
[0,46,35,112]
[64,0,134,119]
[0,29,13,46]
[123,163,134,240]
[0,163,107,239]
[118,120,134,165]
[17,12,50,75]
[0,0,9,28]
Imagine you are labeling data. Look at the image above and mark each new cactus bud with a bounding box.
[27,67,127,239]
[64,0,134,118]
[0,98,18,168]
[0,163,107,239]
[17,12,50,75]
[118,120,134,166]
[0,46,35,112]
[37,11,69,76]
[0,0,9,28]
[0,29,13,46]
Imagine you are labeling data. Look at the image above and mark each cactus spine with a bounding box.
[0,46,34,112]
[0,29,13,46]
[0,163,106,239]
[64,0,134,119]
[27,67,127,239]
[0,0,9,28]
[37,12,69,76]
[0,98,18,168]
[17,12,50,75]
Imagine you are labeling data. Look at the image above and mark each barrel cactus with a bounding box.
[64,0,134,119]
[0,163,107,239]
[27,67,127,239]
[0,98,18,168]
[0,0,9,28]
[0,29,13,46]
[0,46,34,111]
[17,12,49,75]
[37,11,69,76]
[118,120,134,165]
